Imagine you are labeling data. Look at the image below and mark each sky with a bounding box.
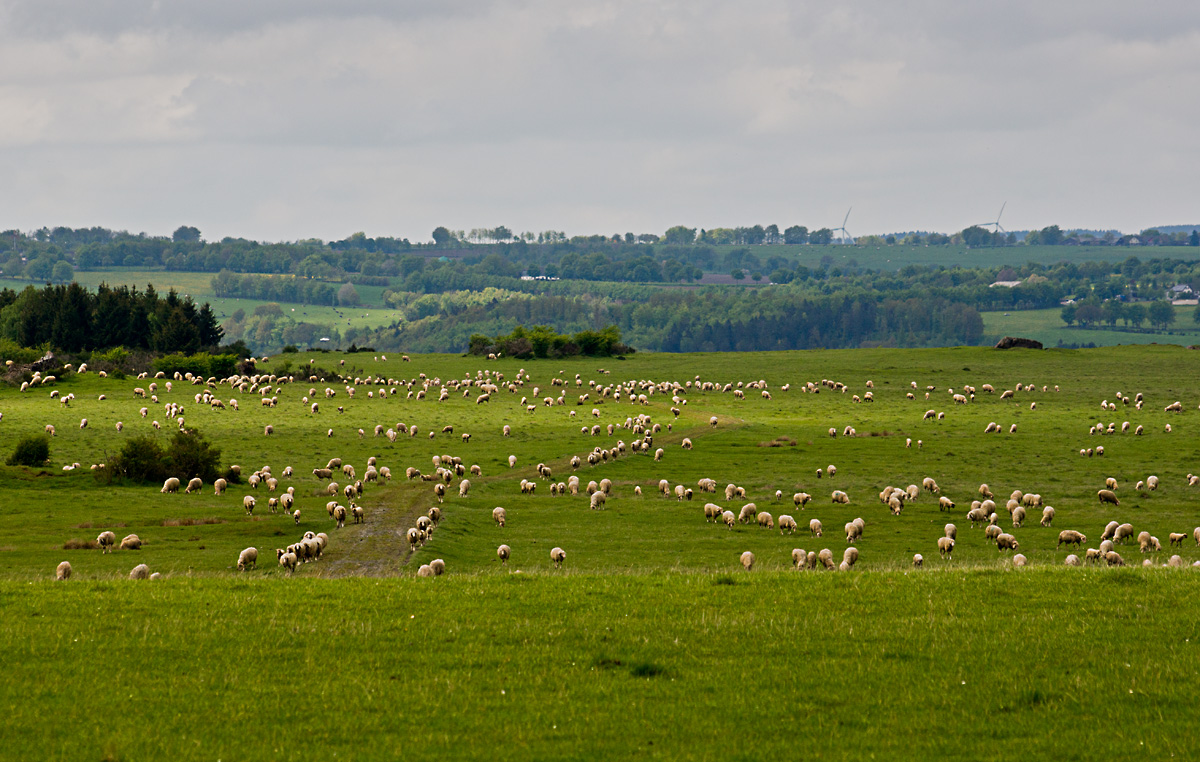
[2,1,1199,243]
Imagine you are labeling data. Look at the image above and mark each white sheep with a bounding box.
[56,561,72,580]
[161,477,181,494]
[237,547,258,571]
[129,563,151,580]
[809,518,823,537]
[551,547,566,569]
[937,536,954,559]
[493,506,507,527]
[97,531,116,553]
[740,551,755,571]
[912,554,923,567]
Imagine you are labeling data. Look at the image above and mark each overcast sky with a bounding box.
[2,1,1198,242]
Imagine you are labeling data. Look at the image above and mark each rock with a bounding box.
[995,337,1043,350]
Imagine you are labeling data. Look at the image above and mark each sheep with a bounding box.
[939,496,955,512]
[1101,521,1120,542]
[551,547,566,569]
[1146,475,1159,491]
[818,549,836,570]
[1011,506,1026,528]
[417,564,435,577]
[184,477,203,494]
[98,531,116,553]
[779,515,797,534]
[922,477,940,494]
[497,544,511,564]
[1137,531,1159,553]
[430,558,446,576]
[1105,477,1118,491]
[56,561,72,580]
[333,505,347,529]
[1057,530,1086,548]
[129,564,151,580]
[1113,523,1135,543]
[792,548,807,569]
[722,510,736,529]
[937,536,955,559]
[1012,553,1027,567]
[1105,551,1125,567]
[1166,532,1186,547]
[237,547,258,571]
[944,523,957,541]
[996,533,1020,552]
[831,490,850,504]
[846,522,862,543]
[1100,540,1115,555]
[1064,554,1081,566]
[1167,555,1185,568]
[119,534,142,551]
[827,465,837,477]
[756,511,775,530]
[161,477,181,494]
[740,551,755,571]
[985,524,1002,541]
[1040,506,1055,527]
[792,492,812,508]
[841,547,859,571]
[1097,489,1119,506]
[493,507,506,527]
[1085,548,1103,564]
[809,518,823,537]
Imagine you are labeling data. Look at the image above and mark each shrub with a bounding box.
[165,428,222,483]
[112,436,167,483]
[7,435,50,467]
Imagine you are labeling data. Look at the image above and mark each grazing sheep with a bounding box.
[161,477,181,494]
[912,554,923,567]
[119,534,142,550]
[214,478,227,495]
[722,510,736,529]
[831,490,850,504]
[1105,551,1125,567]
[792,548,807,569]
[1100,540,1115,555]
[740,551,755,571]
[1085,548,1103,564]
[818,549,837,570]
[922,477,940,494]
[497,544,511,564]
[1167,555,1185,568]
[1011,506,1026,528]
[841,547,859,570]
[293,509,301,524]
[1040,506,1055,527]
[56,561,72,580]
[493,507,506,527]
[430,559,446,576]
[1012,554,1027,567]
[1113,523,1135,543]
[551,547,566,569]
[1064,554,1081,567]
[243,495,256,514]
[756,511,775,530]
[237,547,258,571]
[1097,489,1119,506]
[97,530,116,553]
[1102,521,1120,542]
[1137,531,1159,553]
[1057,530,1086,548]
[792,492,812,508]
[779,515,797,534]
[129,564,151,580]
[939,496,955,512]
[937,536,955,559]
[185,477,203,494]
[944,523,957,540]
[996,533,1020,552]
[809,518,823,537]
[1105,477,1118,490]
[417,564,434,577]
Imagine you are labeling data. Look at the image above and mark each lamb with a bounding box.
[1169,532,1187,547]
[937,536,955,559]
[740,551,755,571]
[1085,548,1103,564]
[1057,530,1086,548]
[497,544,511,564]
[551,547,566,569]
[493,507,506,527]
[1097,489,1119,506]
[98,530,116,553]
[1040,506,1055,527]
[119,534,142,550]
[237,547,258,571]
[161,477,181,494]
[56,561,72,580]
[809,518,823,537]
[779,515,798,534]
[129,564,151,580]
[939,496,955,511]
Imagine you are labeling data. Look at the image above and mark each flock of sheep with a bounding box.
[8,354,1200,579]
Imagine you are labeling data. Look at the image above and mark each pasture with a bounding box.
[983,305,1200,348]
[2,344,1200,758]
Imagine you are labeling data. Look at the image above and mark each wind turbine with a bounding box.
[833,208,854,245]
[977,202,1007,235]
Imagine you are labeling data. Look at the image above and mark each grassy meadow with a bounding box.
[983,305,1200,348]
[2,345,1200,758]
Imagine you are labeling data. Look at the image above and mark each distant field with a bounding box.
[3,345,1200,758]
[983,305,1200,347]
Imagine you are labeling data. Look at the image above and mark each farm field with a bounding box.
[3,345,1200,759]
[983,306,1200,348]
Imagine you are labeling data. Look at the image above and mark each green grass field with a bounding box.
[3,345,1200,759]
[983,305,1200,347]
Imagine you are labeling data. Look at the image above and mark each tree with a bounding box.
[172,225,202,243]
[1075,303,1103,327]
[1101,300,1124,327]
[1038,225,1064,246]
[1060,304,1077,326]
[731,269,745,280]
[166,428,222,483]
[7,435,49,467]
[764,224,780,244]
[491,225,513,242]
[1190,229,1199,247]
[1124,303,1146,328]
[809,228,834,245]
[1194,304,1200,325]
[24,257,53,281]
[783,225,809,244]
[662,226,697,245]
[1148,300,1175,330]
[431,226,451,245]
[338,283,361,306]
[51,261,74,284]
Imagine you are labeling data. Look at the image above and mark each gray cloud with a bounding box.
[2,1,1199,240]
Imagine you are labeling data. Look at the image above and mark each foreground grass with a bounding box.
[4,570,1198,761]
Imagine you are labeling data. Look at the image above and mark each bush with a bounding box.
[112,436,167,483]
[165,429,222,483]
[7,435,50,467]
